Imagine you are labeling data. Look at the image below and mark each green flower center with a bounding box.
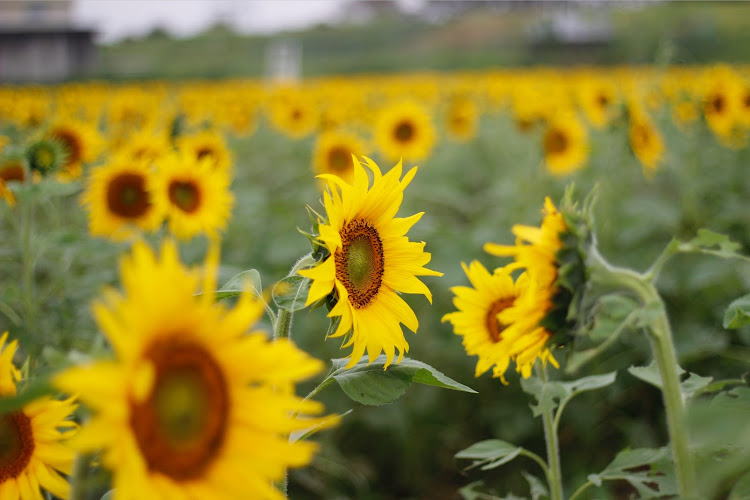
[335,219,384,309]
[107,172,151,219]
[0,412,34,481]
[130,340,228,481]
[168,180,201,214]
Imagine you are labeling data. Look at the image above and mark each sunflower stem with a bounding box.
[587,246,696,497]
[20,176,36,347]
[538,365,564,500]
[69,453,89,500]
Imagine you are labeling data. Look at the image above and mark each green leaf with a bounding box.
[458,481,523,500]
[330,355,476,406]
[455,439,523,471]
[521,372,617,418]
[729,470,750,500]
[723,294,750,329]
[683,228,742,255]
[215,269,262,301]
[101,491,115,500]
[587,447,677,498]
[272,275,311,312]
[627,361,712,401]
[522,471,549,500]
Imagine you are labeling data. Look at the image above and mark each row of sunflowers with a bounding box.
[1,63,750,500]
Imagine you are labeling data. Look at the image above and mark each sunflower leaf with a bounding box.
[723,293,750,329]
[521,372,616,418]
[676,228,750,263]
[272,275,311,312]
[586,447,677,498]
[215,269,263,301]
[522,471,549,500]
[331,355,476,406]
[455,439,523,471]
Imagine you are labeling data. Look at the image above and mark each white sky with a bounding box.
[73,0,423,43]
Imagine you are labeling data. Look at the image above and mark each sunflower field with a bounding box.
[3,20,750,500]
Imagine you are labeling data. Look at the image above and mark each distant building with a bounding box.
[0,0,98,83]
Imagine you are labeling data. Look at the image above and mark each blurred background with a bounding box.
[2,1,750,500]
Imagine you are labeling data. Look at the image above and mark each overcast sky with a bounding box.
[73,0,422,43]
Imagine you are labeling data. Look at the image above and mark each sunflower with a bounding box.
[578,77,618,129]
[299,157,442,368]
[542,112,589,176]
[0,155,27,184]
[175,130,233,173]
[54,240,331,500]
[25,138,66,177]
[267,90,319,139]
[0,180,14,207]
[120,128,172,166]
[81,157,163,241]
[444,97,479,142]
[482,198,565,378]
[152,151,234,240]
[442,262,525,382]
[374,100,436,162]
[628,105,664,174]
[48,118,102,181]
[312,130,367,185]
[0,332,78,500]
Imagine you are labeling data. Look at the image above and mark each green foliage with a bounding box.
[214,269,263,301]
[723,293,750,329]
[329,355,476,406]
[520,372,617,418]
[586,447,677,498]
[272,275,311,312]
[456,440,524,471]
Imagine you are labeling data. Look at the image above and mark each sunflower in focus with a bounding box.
[375,100,436,162]
[482,198,568,378]
[153,151,234,240]
[542,112,589,176]
[312,130,367,185]
[628,105,664,174]
[442,262,524,382]
[299,157,442,368]
[55,240,331,500]
[81,157,163,240]
[176,130,233,173]
[0,332,78,500]
[48,118,102,180]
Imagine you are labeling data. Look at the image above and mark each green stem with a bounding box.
[21,178,36,345]
[68,453,89,500]
[568,481,593,500]
[588,247,696,497]
[538,365,564,500]
[518,449,551,482]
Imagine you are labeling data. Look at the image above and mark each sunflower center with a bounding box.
[485,297,513,343]
[0,163,25,183]
[335,220,384,309]
[130,340,229,481]
[168,181,201,213]
[597,93,610,108]
[633,125,651,147]
[544,129,568,155]
[394,120,415,143]
[52,129,82,165]
[0,412,34,481]
[107,172,151,219]
[743,92,750,110]
[710,94,726,114]
[327,146,351,172]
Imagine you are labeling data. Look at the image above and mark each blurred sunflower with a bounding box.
[26,138,66,177]
[81,157,163,240]
[0,180,14,207]
[312,130,367,185]
[578,78,618,129]
[299,157,442,368]
[120,128,172,165]
[375,100,436,162]
[0,155,27,184]
[483,198,568,378]
[0,332,78,500]
[628,105,664,174]
[176,130,233,173]
[48,118,102,181]
[444,97,479,142]
[268,90,319,139]
[153,152,234,240]
[55,240,331,500]
[442,262,523,382]
[542,112,589,176]
[702,66,744,147]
